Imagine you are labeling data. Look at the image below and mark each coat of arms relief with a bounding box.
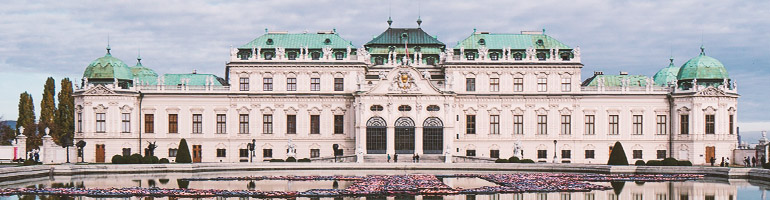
[388,70,419,93]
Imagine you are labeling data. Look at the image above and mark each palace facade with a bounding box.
[73,21,739,165]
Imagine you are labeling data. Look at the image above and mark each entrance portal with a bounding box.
[366,117,387,154]
[395,117,415,154]
[423,117,443,154]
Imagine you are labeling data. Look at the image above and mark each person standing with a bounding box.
[710,157,715,166]
[416,154,420,163]
[752,156,757,167]
[394,154,398,163]
[387,154,391,163]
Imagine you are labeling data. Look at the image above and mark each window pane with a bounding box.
[490,115,499,135]
[240,78,249,91]
[287,78,297,91]
[263,78,273,91]
[466,78,475,91]
[286,115,296,134]
[310,115,320,134]
[263,115,273,134]
[466,115,476,134]
[144,114,154,133]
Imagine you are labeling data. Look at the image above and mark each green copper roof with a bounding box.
[365,28,445,46]
[454,33,571,50]
[367,46,443,54]
[583,75,650,87]
[83,48,133,80]
[163,74,225,86]
[677,47,729,81]
[653,57,680,86]
[239,32,355,49]
[131,58,159,85]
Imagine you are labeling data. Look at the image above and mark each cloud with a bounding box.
[0,0,768,124]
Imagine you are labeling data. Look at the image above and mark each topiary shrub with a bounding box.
[176,139,192,163]
[298,158,311,162]
[159,158,170,164]
[508,156,521,163]
[141,155,154,164]
[111,155,124,164]
[129,154,143,164]
[646,160,661,166]
[270,159,285,162]
[286,157,297,162]
[677,160,692,166]
[495,159,508,163]
[519,159,535,163]
[634,160,646,166]
[22,159,38,166]
[607,141,629,165]
[661,158,679,166]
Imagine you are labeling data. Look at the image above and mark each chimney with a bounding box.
[619,71,628,75]
[594,71,604,75]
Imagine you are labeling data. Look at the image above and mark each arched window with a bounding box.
[335,52,344,60]
[324,38,331,45]
[427,105,440,111]
[288,52,297,60]
[366,117,387,154]
[466,52,475,61]
[537,52,546,61]
[536,39,544,46]
[264,52,274,60]
[478,39,486,45]
[561,52,571,61]
[395,117,415,127]
[398,105,412,111]
[266,38,274,45]
[366,117,387,127]
[490,52,499,61]
[395,117,415,154]
[370,105,384,111]
[513,52,523,61]
[423,117,443,154]
[311,52,321,60]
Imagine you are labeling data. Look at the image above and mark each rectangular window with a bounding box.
[466,115,476,134]
[609,115,619,135]
[489,78,499,92]
[216,114,226,134]
[334,115,344,134]
[633,115,643,135]
[310,149,320,158]
[263,149,272,158]
[287,115,296,134]
[705,115,715,134]
[729,115,734,135]
[310,115,320,134]
[310,78,320,91]
[561,77,571,92]
[513,115,524,135]
[216,149,226,157]
[122,148,131,157]
[466,78,475,91]
[168,114,178,133]
[490,115,500,135]
[657,150,667,159]
[168,148,178,157]
[490,150,500,158]
[144,114,154,133]
[192,114,202,134]
[240,149,249,157]
[680,115,689,134]
[287,78,297,91]
[538,150,548,159]
[466,149,476,156]
[537,78,547,92]
[96,113,106,133]
[334,78,344,91]
[263,114,273,134]
[633,150,643,159]
[239,78,249,91]
[561,115,571,135]
[121,113,131,133]
[513,78,523,92]
[77,112,82,133]
[585,115,595,135]
[656,115,667,135]
[585,150,595,159]
[537,115,547,135]
[239,114,249,134]
[561,150,571,159]
[263,78,273,91]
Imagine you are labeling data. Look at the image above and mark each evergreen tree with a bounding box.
[17,92,39,150]
[607,141,629,165]
[40,77,57,142]
[176,138,192,163]
[0,119,15,145]
[54,78,74,146]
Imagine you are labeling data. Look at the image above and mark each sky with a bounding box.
[0,0,768,140]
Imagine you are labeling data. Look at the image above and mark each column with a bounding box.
[387,127,395,155]
[415,127,423,155]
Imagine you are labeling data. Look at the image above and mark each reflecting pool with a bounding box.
[1,169,769,199]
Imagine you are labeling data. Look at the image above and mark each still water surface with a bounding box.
[1,169,769,199]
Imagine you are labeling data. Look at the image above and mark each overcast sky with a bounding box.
[1,0,768,137]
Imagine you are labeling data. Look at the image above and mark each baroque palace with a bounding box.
[73,19,738,165]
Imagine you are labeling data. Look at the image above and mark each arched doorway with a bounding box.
[423,117,443,154]
[366,117,387,154]
[395,117,415,154]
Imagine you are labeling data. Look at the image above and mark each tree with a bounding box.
[54,78,74,146]
[607,141,629,165]
[40,77,56,143]
[17,92,39,151]
[176,138,192,163]
[0,118,15,145]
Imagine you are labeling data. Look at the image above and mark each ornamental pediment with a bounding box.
[83,84,117,95]
[362,65,445,95]
[695,86,727,96]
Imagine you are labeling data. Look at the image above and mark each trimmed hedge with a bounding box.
[111,155,125,164]
[607,141,629,165]
[286,157,297,162]
[159,158,170,163]
[111,154,162,164]
[645,158,692,166]
[634,160,646,166]
[298,158,311,162]
[270,159,285,162]
[176,138,192,163]
[495,159,508,163]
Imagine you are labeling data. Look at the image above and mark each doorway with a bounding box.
[193,145,202,163]
[95,144,105,163]
[705,146,715,164]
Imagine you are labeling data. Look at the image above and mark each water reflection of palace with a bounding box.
[68,18,739,165]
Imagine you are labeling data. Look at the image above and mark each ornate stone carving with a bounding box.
[93,104,108,113]
[388,70,419,93]
[696,86,726,96]
[83,85,116,95]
